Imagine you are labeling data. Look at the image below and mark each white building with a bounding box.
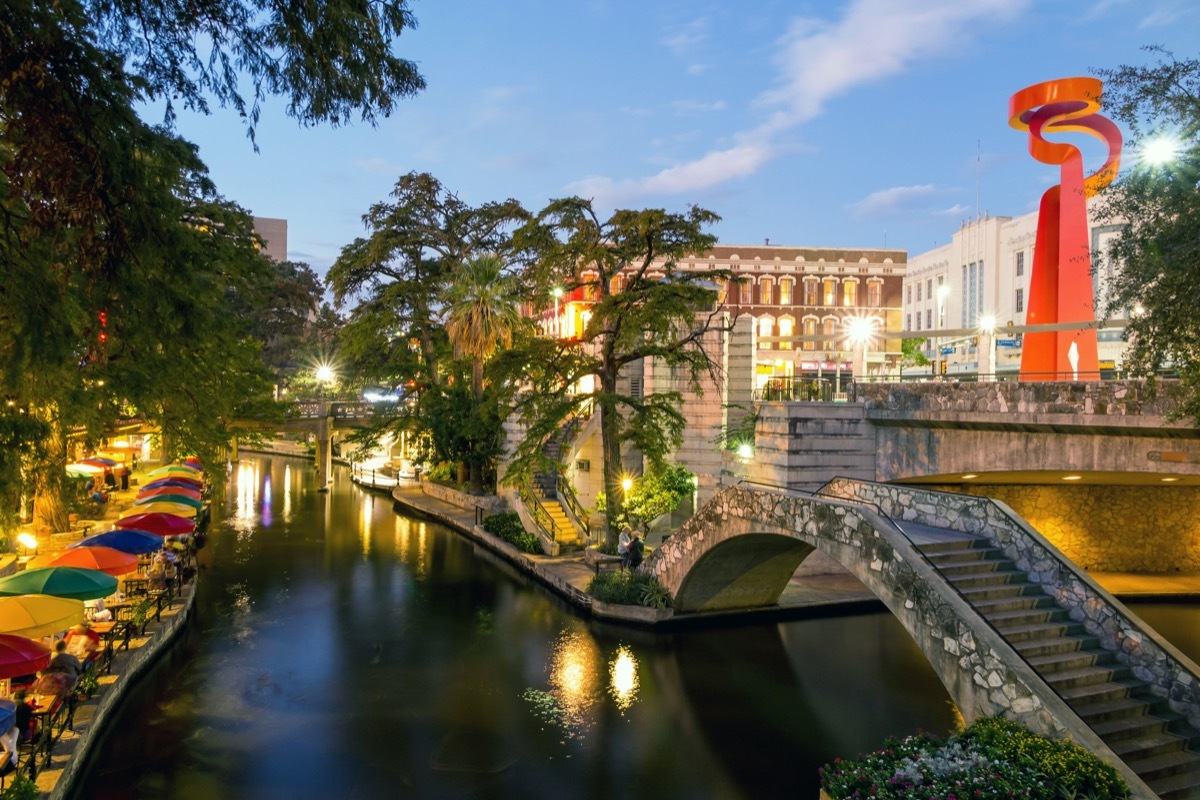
[904,205,1127,378]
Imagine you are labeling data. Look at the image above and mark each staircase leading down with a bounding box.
[918,534,1200,800]
[530,486,587,551]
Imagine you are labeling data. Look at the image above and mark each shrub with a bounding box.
[588,570,673,609]
[482,512,540,554]
[820,716,1128,800]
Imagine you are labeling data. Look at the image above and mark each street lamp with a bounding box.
[979,314,997,382]
[937,283,951,378]
[315,363,335,401]
[552,287,564,338]
[845,316,876,381]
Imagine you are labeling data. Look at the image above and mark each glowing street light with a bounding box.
[621,477,633,493]
[844,316,877,381]
[1142,134,1183,167]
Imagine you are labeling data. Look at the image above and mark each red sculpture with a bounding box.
[1009,78,1121,381]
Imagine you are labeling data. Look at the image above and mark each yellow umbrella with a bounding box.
[0,594,85,638]
[122,501,197,518]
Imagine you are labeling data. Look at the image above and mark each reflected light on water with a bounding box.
[360,496,373,558]
[609,646,639,712]
[261,474,272,527]
[232,462,258,539]
[282,465,292,522]
[545,630,601,738]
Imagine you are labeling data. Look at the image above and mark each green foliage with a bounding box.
[622,465,694,534]
[0,772,39,800]
[820,716,1128,800]
[1094,48,1200,425]
[482,512,540,553]
[423,462,454,483]
[902,337,932,366]
[75,668,100,700]
[507,199,731,545]
[587,570,673,609]
[131,598,153,629]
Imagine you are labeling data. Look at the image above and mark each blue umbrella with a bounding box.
[70,528,162,555]
[142,479,202,492]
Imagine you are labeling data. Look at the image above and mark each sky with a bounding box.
[162,0,1198,277]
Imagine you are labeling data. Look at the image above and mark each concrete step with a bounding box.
[991,620,1071,643]
[1148,764,1200,800]
[1028,650,1105,674]
[985,607,1068,628]
[1109,730,1191,761]
[1076,696,1154,724]
[922,546,1008,565]
[971,595,1059,615]
[1126,749,1200,783]
[946,569,1028,589]
[1094,713,1173,743]
[1044,665,1130,692]
[1013,634,1101,658]
[1060,679,1133,705]
[957,582,1041,602]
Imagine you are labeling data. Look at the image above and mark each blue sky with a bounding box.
[165,0,1197,275]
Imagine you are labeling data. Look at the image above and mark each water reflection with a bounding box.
[75,455,1200,800]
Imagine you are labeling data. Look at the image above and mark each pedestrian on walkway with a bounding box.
[618,527,633,570]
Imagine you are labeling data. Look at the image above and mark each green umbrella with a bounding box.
[0,566,118,601]
[133,492,203,510]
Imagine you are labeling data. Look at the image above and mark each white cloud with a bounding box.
[935,203,971,217]
[687,64,708,76]
[567,0,1029,202]
[849,184,939,218]
[671,100,728,114]
[663,18,708,56]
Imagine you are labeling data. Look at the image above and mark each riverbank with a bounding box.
[384,480,1200,628]
[8,466,202,800]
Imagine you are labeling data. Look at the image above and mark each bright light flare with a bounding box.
[844,316,876,347]
[315,364,335,384]
[736,443,754,460]
[979,314,996,334]
[1142,134,1183,166]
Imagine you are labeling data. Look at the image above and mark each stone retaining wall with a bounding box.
[823,478,1200,731]
[419,478,508,514]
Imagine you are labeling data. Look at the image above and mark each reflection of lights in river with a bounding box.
[232,462,258,539]
[359,496,373,558]
[608,646,639,711]
[282,465,292,521]
[261,474,272,527]
[523,629,601,740]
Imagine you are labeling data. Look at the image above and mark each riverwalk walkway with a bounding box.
[386,482,1200,623]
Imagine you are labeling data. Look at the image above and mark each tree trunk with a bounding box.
[32,407,70,534]
[468,358,485,495]
[599,370,623,549]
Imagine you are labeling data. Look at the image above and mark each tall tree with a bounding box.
[1095,48,1200,423]
[445,254,527,494]
[510,199,731,546]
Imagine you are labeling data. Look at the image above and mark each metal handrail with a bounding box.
[556,473,590,538]
[522,485,560,543]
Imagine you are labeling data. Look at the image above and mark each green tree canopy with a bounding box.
[1095,47,1200,423]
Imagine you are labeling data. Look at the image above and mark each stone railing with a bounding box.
[419,477,507,515]
[822,477,1200,731]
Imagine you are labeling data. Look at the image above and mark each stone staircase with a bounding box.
[530,486,587,550]
[919,536,1200,800]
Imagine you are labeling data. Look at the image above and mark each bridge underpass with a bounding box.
[645,479,1200,799]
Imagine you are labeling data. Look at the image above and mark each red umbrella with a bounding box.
[137,485,201,501]
[0,634,52,679]
[115,513,195,537]
[29,545,139,577]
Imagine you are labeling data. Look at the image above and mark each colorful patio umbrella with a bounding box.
[0,635,52,680]
[137,485,201,501]
[0,567,118,601]
[142,477,203,491]
[83,457,127,474]
[128,500,199,517]
[65,462,106,478]
[133,494,201,513]
[115,513,196,537]
[147,465,201,479]
[72,528,162,555]
[0,595,85,638]
[29,546,139,577]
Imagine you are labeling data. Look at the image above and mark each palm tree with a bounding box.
[444,254,522,493]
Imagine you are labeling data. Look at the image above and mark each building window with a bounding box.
[778,317,794,350]
[906,313,911,331]
[867,281,882,308]
[758,317,773,349]
[822,317,836,350]
[822,278,837,306]
[926,279,932,303]
[779,278,794,305]
[716,278,728,305]
[926,309,932,329]
[610,275,623,295]
[1015,288,1024,313]
[759,277,775,305]
[1015,251,1024,277]
[803,279,817,306]
[961,265,968,327]
[739,280,752,305]
[916,282,923,303]
[843,280,858,307]
[915,313,921,331]
[802,317,816,351]
[906,285,912,305]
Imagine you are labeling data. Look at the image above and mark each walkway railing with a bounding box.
[350,463,401,489]
[556,473,590,539]
[753,377,847,402]
[522,485,562,544]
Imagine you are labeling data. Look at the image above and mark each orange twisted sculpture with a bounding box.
[1009,77,1121,381]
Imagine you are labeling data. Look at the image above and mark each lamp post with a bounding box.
[316,363,335,404]
[979,315,997,381]
[552,287,564,339]
[936,283,950,378]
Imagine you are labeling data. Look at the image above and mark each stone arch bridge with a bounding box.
[645,479,1200,799]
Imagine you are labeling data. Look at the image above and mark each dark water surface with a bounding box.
[73,457,1199,799]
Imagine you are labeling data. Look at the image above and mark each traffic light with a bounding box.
[941,360,947,375]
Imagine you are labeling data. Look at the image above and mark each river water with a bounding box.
[74,456,1200,799]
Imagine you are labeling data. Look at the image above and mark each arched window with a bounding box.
[759,276,775,305]
[777,317,794,350]
[803,278,818,306]
[867,279,883,308]
[739,279,753,305]
[802,317,817,351]
[779,278,794,305]
[843,279,859,307]
[758,317,774,350]
[822,278,838,306]
[822,317,837,350]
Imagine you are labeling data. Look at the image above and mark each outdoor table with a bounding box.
[90,621,116,637]
[104,600,134,620]
[122,578,149,596]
